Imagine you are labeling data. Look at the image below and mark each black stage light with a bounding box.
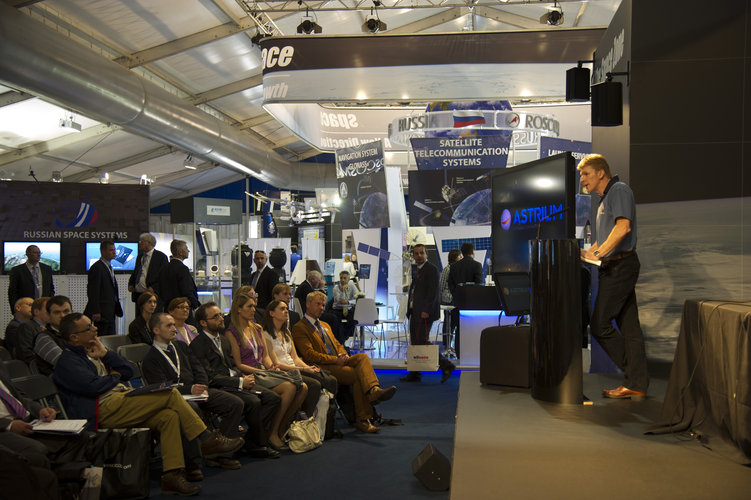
[297,19,322,34]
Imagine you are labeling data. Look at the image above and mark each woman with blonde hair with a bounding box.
[225,293,307,450]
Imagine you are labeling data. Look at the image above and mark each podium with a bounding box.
[530,239,583,404]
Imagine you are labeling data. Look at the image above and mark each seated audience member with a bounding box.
[32,295,72,375]
[292,291,396,433]
[225,293,307,451]
[168,297,199,345]
[0,360,88,490]
[13,297,49,362]
[190,302,282,459]
[293,270,324,316]
[331,270,357,343]
[227,286,265,325]
[272,283,300,328]
[143,312,246,470]
[4,297,33,354]
[263,299,338,417]
[128,291,158,344]
[53,312,243,496]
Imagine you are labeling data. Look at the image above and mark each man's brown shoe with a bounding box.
[355,420,380,433]
[161,470,201,496]
[368,385,397,404]
[205,456,242,470]
[603,385,646,400]
[185,464,203,482]
[200,430,245,457]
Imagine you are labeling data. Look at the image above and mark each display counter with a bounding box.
[454,285,509,366]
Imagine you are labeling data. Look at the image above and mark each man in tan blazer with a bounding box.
[292,291,396,433]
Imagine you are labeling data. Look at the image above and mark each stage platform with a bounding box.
[451,367,751,500]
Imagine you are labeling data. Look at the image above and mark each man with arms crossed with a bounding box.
[292,291,396,434]
[579,153,648,400]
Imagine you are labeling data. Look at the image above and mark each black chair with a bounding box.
[0,346,12,361]
[3,359,31,379]
[117,343,151,387]
[11,374,69,419]
[99,334,131,352]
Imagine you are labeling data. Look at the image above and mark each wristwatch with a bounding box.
[593,250,601,257]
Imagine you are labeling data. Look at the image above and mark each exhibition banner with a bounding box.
[410,133,512,170]
[336,140,390,229]
[539,137,591,162]
[408,168,493,227]
[0,181,149,273]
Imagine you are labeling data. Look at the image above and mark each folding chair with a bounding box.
[3,359,31,379]
[0,346,12,361]
[117,343,151,387]
[379,294,409,350]
[11,374,69,419]
[99,334,131,352]
[352,298,379,352]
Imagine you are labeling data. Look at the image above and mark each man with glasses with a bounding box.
[54,312,243,496]
[191,302,282,459]
[7,245,54,313]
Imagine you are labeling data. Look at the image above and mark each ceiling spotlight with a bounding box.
[251,31,271,46]
[139,174,153,185]
[99,172,109,185]
[184,153,197,170]
[297,9,322,34]
[59,113,82,132]
[51,171,63,183]
[540,2,564,26]
[362,13,386,33]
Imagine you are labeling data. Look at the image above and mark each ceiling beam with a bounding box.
[388,7,464,34]
[113,18,256,69]
[473,6,542,29]
[0,124,119,167]
[236,114,274,130]
[0,90,33,107]
[63,145,174,183]
[188,75,262,105]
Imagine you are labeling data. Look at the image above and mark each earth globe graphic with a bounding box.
[450,189,492,225]
[359,192,389,228]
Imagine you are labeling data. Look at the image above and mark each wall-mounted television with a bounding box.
[85,242,138,272]
[3,242,62,273]
[491,152,576,273]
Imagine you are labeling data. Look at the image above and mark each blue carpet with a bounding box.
[149,370,459,499]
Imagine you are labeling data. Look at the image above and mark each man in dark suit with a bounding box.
[7,245,54,312]
[128,233,169,309]
[83,240,123,335]
[143,312,246,470]
[448,242,484,359]
[4,297,32,354]
[190,302,281,459]
[293,270,323,316]
[158,240,200,321]
[401,244,455,383]
[13,297,49,362]
[250,250,280,310]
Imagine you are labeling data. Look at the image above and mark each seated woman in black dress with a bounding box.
[128,291,157,344]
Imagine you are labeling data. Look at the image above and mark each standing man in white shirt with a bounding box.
[128,233,169,311]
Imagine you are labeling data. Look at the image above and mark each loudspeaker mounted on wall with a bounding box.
[566,66,590,102]
[591,80,623,127]
[412,443,451,491]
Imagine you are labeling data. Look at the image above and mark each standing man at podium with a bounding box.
[579,154,648,400]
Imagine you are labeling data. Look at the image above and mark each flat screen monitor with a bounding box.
[493,272,531,316]
[491,152,576,272]
[85,242,138,272]
[3,242,62,273]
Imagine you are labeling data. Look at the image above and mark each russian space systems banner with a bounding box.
[336,140,390,230]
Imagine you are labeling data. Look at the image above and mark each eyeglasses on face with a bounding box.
[72,323,95,335]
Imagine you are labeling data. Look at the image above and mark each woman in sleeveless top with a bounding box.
[225,292,307,450]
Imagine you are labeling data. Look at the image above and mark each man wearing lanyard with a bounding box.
[579,154,649,400]
[143,312,246,470]
[83,240,123,335]
[7,245,54,313]
[292,291,396,434]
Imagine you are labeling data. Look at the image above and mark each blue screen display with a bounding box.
[85,242,138,271]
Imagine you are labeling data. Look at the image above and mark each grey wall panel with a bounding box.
[631,60,745,144]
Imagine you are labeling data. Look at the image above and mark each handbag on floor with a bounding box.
[313,389,334,437]
[86,428,150,499]
[283,416,322,453]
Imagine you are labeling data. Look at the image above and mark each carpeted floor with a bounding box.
[148,370,459,499]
